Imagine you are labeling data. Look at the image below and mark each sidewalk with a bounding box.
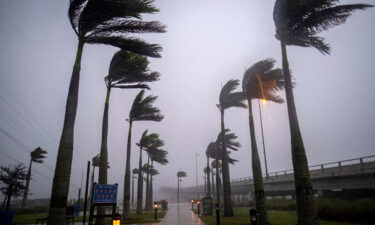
[157,203,205,225]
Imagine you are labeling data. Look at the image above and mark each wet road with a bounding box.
[157,203,205,225]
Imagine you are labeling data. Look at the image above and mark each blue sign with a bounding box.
[92,184,118,204]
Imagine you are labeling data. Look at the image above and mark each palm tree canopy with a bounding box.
[129,90,164,122]
[69,0,166,57]
[273,0,373,54]
[219,79,247,111]
[30,147,47,163]
[92,154,101,167]
[203,167,211,174]
[148,148,168,165]
[177,171,187,178]
[132,168,139,174]
[242,58,285,103]
[216,129,241,151]
[206,141,238,165]
[149,168,159,176]
[211,159,222,169]
[137,130,164,149]
[106,50,160,89]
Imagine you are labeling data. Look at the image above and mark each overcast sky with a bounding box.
[0,0,374,201]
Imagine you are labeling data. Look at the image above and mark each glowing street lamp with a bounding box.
[154,202,158,220]
[112,213,121,225]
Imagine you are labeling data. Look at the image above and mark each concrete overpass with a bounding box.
[159,155,375,202]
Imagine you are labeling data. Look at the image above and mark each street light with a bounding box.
[112,213,121,225]
[258,99,269,177]
[154,202,158,220]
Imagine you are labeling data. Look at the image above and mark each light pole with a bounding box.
[195,153,199,186]
[258,99,269,177]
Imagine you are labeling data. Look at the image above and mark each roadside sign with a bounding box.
[202,197,213,215]
[92,184,118,204]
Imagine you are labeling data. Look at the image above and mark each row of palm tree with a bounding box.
[48,0,166,224]
[200,1,373,225]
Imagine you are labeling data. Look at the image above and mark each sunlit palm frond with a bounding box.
[242,58,285,103]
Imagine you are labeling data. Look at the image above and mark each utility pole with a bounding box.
[195,153,199,186]
[258,99,269,177]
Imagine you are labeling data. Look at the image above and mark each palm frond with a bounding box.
[274,0,373,54]
[30,147,47,163]
[79,0,159,34]
[130,91,164,121]
[85,35,162,57]
[89,20,166,36]
[68,0,88,35]
[132,168,139,174]
[242,58,285,103]
[177,171,187,177]
[219,80,247,110]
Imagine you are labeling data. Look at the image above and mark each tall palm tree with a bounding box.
[132,168,139,208]
[176,171,187,203]
[273,1,372,224]
[50,1,165,223]
[218,80,246,216]
[204,161,211,198]
[98,50,160,187]
[136,130,164,214]
[21,147,47,208]
[148,166,159,207]
[123,90,163,218]
[242,59,285,225]
[211,158,222,206]
[146,148,168,209]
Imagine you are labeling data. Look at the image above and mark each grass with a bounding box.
[12,211,166,225]
[199,208,370,225]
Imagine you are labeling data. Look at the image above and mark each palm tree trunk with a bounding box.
[211,170,215,202]
[22,159,33,208]
[123,120,133,219]
[248,99,269,225]
[132,173,135,207]
[145,156,150,210]
[206,156,212,198]
[97,86,111,225]
[48,40,84,225]
[280,41,319,225]
[5,184,13,211]
[98,87,111,185]
[220,109,234,216]
[215,160,221,207]
[150,160,154,206]
[136,146,143,214]
[89,165,95,200]
[177,178,179,203]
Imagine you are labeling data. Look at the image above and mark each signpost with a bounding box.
[88,183,119,225]
[202,197,213,215]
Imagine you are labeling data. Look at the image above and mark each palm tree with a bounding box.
[132,168,139,208]
[21,147,47,208]
[204,163,211,198]
[98,50,160,187]
[146,148,168,209]
[136,130,164,214]
[50,1,165,223]
[211,158,222,206]
[177,171,187,203]
[148,167,159,207]
[217,79,246,216]
[273,1,372,224]
[242,59,285,225]
[123,90,163,218]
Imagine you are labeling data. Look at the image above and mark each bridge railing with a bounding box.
[231,155,375,183]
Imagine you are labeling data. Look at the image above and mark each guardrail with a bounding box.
[231,155,375,182]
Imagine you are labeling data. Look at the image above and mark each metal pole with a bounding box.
[83,161,90,225]
[195,153,198,186]
[258,99,269,177]
[215,203,220,225]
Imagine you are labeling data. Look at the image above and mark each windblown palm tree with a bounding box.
[242,59,285,225]
[21,147,47,208]
[177,171,187,203]
[146,148,168,209]
[204,151,212,198]
[273,1,372,224]
[132,168,138,207]
[50,1,165,223]
[124,90,163,218]
[136,130,164,214]
[99,50,160,187]
[211,158,222,206]
[217,80,246,217]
